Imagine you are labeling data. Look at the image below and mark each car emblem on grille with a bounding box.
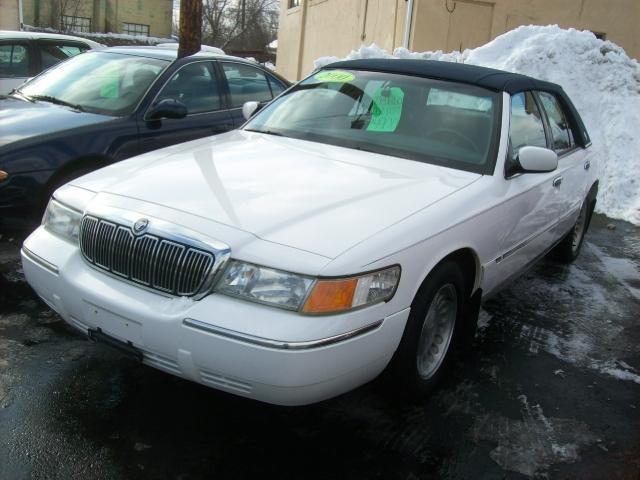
[133,218,149,235]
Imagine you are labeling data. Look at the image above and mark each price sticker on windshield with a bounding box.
[367,87,405,132]
[100,75,119,99]
[314,70,355,83]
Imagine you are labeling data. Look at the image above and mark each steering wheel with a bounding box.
[425,128,479,152]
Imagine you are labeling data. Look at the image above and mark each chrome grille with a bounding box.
[80,216,215,296]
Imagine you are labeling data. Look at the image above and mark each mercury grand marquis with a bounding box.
[21,59,598,405]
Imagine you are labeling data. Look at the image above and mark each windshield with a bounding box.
[19,51,169,116]
[244,69,502,173]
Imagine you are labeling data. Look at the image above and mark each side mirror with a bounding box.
[147,98,187,121]
[242,101,260,120]
[518,146,558,173]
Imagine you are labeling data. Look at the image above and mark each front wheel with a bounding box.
[387,260,468,396]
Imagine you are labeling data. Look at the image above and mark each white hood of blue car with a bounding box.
[71,130,481,258]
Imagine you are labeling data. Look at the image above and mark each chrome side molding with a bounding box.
[182,318,384,350]
[21,247,59,275]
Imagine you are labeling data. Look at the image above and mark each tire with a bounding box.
[551,198,591,263]
[386,260,469,397]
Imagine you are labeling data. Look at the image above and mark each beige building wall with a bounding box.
[276,0,640,80]
[0,0,21,30]
[107,0,173,37]
[21,0,173,37]
[22,0,94,29]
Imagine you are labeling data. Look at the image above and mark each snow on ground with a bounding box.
[315,25,640,225]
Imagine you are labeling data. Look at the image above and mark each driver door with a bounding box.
[483,91,566,294]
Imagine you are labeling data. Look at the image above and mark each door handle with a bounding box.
[552,176,563,188]
[584,160,591,170]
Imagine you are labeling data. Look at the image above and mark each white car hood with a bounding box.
[72,131,481,258]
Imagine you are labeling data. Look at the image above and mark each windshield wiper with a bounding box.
[244,128,285,137]
[8,89,34,102]
[30,95,84,111]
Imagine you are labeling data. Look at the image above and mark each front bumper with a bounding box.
[22,227,409,405]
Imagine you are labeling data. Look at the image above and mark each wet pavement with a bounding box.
[0,214,639,479]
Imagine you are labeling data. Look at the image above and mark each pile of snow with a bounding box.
[315,26,640,225]
[155,43,225,55]
[81,31,175,44]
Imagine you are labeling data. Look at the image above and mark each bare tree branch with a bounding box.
[201,0,278,50]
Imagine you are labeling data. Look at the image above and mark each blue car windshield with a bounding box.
[19,51,169,116]
[244,69,502,173]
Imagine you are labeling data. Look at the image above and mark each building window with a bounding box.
[122,23,150,36]
[288,0,301,8]
[61,15,91,33]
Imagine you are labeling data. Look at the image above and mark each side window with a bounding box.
[222,62,273,107]
[537,91,574,153]
[267,74,286,97]
[0,44,29,77]
[40,43,88,70]
[509,91,547,161]
[156,62,221,114]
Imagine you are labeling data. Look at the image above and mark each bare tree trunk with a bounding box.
[178,0,203,59]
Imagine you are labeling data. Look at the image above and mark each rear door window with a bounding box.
[267,74,286,97]
[221,62,273,107]
[536,91,574,153]
[0,43,30,77]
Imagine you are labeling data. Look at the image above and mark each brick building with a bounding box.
[18,0,173,37]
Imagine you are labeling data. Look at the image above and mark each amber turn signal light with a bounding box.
[301,266,401,315]
[302,278,358,314]
[0,171,8,182]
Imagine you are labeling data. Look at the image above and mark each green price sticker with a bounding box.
[367,87,405,133]
[314,70,355,83]
[100,75,119,99]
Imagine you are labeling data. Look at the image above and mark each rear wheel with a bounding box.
[551,199,590,263]
[388,260,468,396]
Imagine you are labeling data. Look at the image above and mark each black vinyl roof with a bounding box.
[324,58,563,95]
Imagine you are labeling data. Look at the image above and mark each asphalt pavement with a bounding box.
[1,214,639,480]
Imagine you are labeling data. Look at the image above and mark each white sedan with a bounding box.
[21,59,598,405]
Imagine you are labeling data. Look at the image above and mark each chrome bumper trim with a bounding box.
[182,318,384,350]
[21,247,59,275]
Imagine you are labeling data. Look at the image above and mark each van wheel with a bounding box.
[552,199,590,263]
[388,260,467,396]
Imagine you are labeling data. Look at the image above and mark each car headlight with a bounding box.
[215,261,400,314]
[215,260,314,311]
[43,198,82,243]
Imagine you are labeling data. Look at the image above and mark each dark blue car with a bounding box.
[0,46,290,226]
